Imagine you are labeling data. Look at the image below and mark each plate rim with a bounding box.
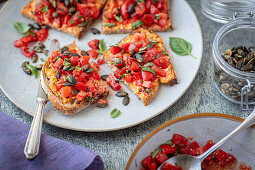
[0,0,204,132]
[125,113,254,170]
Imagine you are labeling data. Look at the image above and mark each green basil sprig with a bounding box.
[41,6,48,13]
[169,37,196,59]
[103,23,116,28]
[13,22,30,34]
[26,64,38,79]
[151,148,160,159]
[97,39,106,54]
[141,67,155,75]
[114,14,123,22]
[132,20,143,30]
[110,108,121,118]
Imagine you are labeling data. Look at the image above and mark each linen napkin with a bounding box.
[0,112,104,170]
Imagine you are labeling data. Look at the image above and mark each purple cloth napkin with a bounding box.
[0,112,104,170]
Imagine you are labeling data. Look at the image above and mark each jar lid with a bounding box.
[201,0,255,23]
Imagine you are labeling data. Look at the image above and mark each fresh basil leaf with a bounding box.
[68,66,76,71]
[40,58,46,62]
[114,14,123,22]
[148,39,158,43]
[141,67,155,75]
[164,139,173,145]
[63,60,71,66]
[155,14,159,19]
[144,62,154,67]
[110,108,121,118]
[98,39,106,54]
[139,46,147,52]
[26,64,38,79]
[145,88,150,95]
[161,49,167,55]
[136,0,145,3]
[169,37,197,59]
[41,6,48,13]
[85,97,91,102]
[69,19,74,25]
[13,22,30,34]
[132,20,143,30]
[119,50,124,54]
[147,42,157,49]
[111,44,120,47]
[103,23,116,28]
[151,148,160,159]
[175,162,181,167]
[28,30,36,37]
[36,0,40,5]
[75,66,82,71]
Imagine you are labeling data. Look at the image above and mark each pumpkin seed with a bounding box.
[91,28,101,34]
[72,89,79,95]
[64,58,70,62]
[66,75,77,84]
[64,0,70,7]
[100,74,108,81]
[112,57,122,64]
[69,53,80,57]
[53,56,61,63]
[78,22,88,27]
[116,91,128,97]
[69,7,76,14]
[81,50,88,56]
[63,65,71,71]
[31,53,38,63]
[82,65,89,72]
[97,103,108,108]
[22,66,32,75]
[33,46,44,53]
[38,42,45,49]
[55,69,59,79]
[128,2,135,15]
[60,46,69,54]
[21,61,29,68]
[52,11,58,18]
[115,7,120,16]
[135,53,144,63]
[62,82,74,86]
[33,23,41,30]
[85,68,93,73]
[63,50,70,56]
[59,64,64,69]
[129,49,136,57]
[249,46,255,52]
[43,49,49,56]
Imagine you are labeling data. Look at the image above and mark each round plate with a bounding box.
[126,113,255,169]
[0,0,202,131]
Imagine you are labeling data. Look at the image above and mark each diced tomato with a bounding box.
[20,35,33,44]
[142,155,153,169]
[135,2,145,16]
[160,144,176,155]
[121,43,131,52]
[150,5,160,14]
[89,70,101,80]
[55,79,64,90]
[85,79,96,92]
[145,0,152,12]
[90,61,100,71]
[131,61,141,71]
[14,40,26,47]
[180,141,200,155]
[77,3,90,17]
[45,8,53,23]
[20,46,35,58]
[75,72,87,82]
[63,15,70,25]
[75,82,87,91]
[90,7,100,19]
[155,150,168,164]
[154,56,169,69]
[142,81,153,88]
[97,58,104,65]
[57,2,68,13]
[106,73,121,91]
[120,1,130,19]
[87,49,98,59]
[70,56,79,66]
[60,86,73,98]
[160,163,182,170]
[113,67,121,79]
[172,134,188,149]
[142,71,154,81]
[109,46,122,54]
[135,79,143,86]
[214,149,227,162]
[79,56,90,66]
[97,97,108,105]
[147,159,157,170]
[124,75,133,83]
[159,12,168,19]
[88,39,98,50]
[68,11,81,26]
[35,28,48,42]
[152,65,166,77]
[159,19,167,28]
[76,90,88,101]
[53,58,63,69]
[49,51,59,63]
[141,14,155,26]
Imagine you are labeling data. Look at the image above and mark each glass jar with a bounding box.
[201,0,255,23]
[212,16,255,110]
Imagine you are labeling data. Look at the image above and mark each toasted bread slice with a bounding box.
[103,29,177,105]
[41,42,109,116]
[21,0,106,39]
[102,0,173,34]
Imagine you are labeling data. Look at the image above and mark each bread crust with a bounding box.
[101,0,173,34]
[41,42,109,116]
[21,0,106,39]
[103,28,177,105]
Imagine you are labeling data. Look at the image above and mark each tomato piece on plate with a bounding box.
[97,97,108,105]
[14,40,26,47]
[155,150,168,164]
[172,134,188,149]
[35,28,48,42]
[147,159,157,170]
[128,44,139,52]
[20,35,33,44]
[135,2,145,16]
[60,86,73,98]
[141,155,152,168]
[88,39,98,50]
[214,149,227,162]
[106,73,121,91]
[55,79,65,90]
[142,71,154,81]
[20,46,35,58]
[87,49,98,59]
[160,163,182,170]
[160,144,176,154]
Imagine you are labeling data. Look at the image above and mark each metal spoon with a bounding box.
[24,39,60,160]
[158,109,255,170]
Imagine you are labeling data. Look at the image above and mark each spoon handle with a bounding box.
[198,109,255,160]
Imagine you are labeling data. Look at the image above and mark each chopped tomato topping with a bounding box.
[76,90,88,101]
[142,71,154,81]
[53,58,63,69]
[70,56,79,66]
[106,73,121,91]
[97,97,108,105]
[109,46,122,55]
[87,49,98,59]
[135,2,146,16]
[35,28,48,42]
[97,58,104,65]
[60,86,73,98]
[79,56,90,66]
[142,81,153,88]
[88,39,98,50]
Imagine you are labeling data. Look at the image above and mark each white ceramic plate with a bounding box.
[126,113,255,169]
[0,0,202,131]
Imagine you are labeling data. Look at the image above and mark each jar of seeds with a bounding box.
[212,16,255,110]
